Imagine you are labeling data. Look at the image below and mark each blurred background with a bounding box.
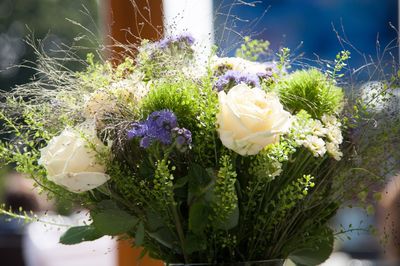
[0,0,398,265]
[214,0,398,67]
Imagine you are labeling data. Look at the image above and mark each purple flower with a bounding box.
[149,110,178,130]
[127,110,192,152]
[127,122,148,139]
[127,110,178,148]
[214,70,260,92]
[257,62,281,81]
[172,127,192,152]
[156,33,195,49]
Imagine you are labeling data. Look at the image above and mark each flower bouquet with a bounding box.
[0,34,398,265]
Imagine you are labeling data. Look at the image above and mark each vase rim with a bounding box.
[166,259,285,266]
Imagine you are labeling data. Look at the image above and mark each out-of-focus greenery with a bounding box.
[0,0,99,213]
[0,167,9,202]
[0,0,99,90]
[235,36,270,62]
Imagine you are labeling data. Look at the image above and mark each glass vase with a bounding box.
[167,259,285,266]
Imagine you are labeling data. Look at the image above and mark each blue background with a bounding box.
[214,0,398,69]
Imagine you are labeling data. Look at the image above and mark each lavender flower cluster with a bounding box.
[128,110,192,151]
[259,62,280,82]
[156,33,195,50]
[214,70,260,92]
[172,127,192,152]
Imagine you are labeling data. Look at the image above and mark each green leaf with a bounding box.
[189,201,210,235]
[288,227,334,266]
[148,228,177,250]
[135,221,145,246]
[92,208,138,235]
[145,209,165,232]
[60,225,103,245]
[174,175,189,189]
[187,163,213,203]
[184,233,207,254]
[96,200,118,210]
[139,248,148,260]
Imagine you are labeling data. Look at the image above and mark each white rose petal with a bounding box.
[51,172,111,193]
[39,120,110,193]
[216,84,291,155]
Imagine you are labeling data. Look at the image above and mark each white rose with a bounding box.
[216,84,291,155]
[38,121,110,193]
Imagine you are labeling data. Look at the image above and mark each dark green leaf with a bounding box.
[289,227,334,266]
[148,228,177,250]
[184,233,207,254]
[92,209,138,235]
[96,200,118,210]
[60,225,103,245]
[135,221,145,246]
[174,175,189,189]
[188,163,214,202]
[139,248,148,260]
[189,201,210,235]
[146,209,165,232]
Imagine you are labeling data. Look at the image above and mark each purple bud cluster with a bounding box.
[258,62,280,82]
[127,110,192,151]
[156,33,195,50]
[214,70,260,92]
[172,127,192,152]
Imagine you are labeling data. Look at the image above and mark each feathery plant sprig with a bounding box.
[276,68,344,118]
[327,50,351,81]
[235,36,270,62]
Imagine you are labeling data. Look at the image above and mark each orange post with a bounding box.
[118,240,164,266]
[102,0,164,64]
[100,1,164,265]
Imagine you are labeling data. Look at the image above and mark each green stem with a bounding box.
[0,208,70,228]
[171,204,189,263]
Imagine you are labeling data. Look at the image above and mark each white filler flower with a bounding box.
[217,84,291,155]
[212,56,270,75]
[83,73,149,120]
[326,142,343,161]
[38,121,110,193]
[303,135,327,157]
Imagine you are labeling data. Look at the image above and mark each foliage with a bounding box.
[0,33,398,265]
[235,36,270,61]
[0,0,99,90]
[276,68,344,119]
